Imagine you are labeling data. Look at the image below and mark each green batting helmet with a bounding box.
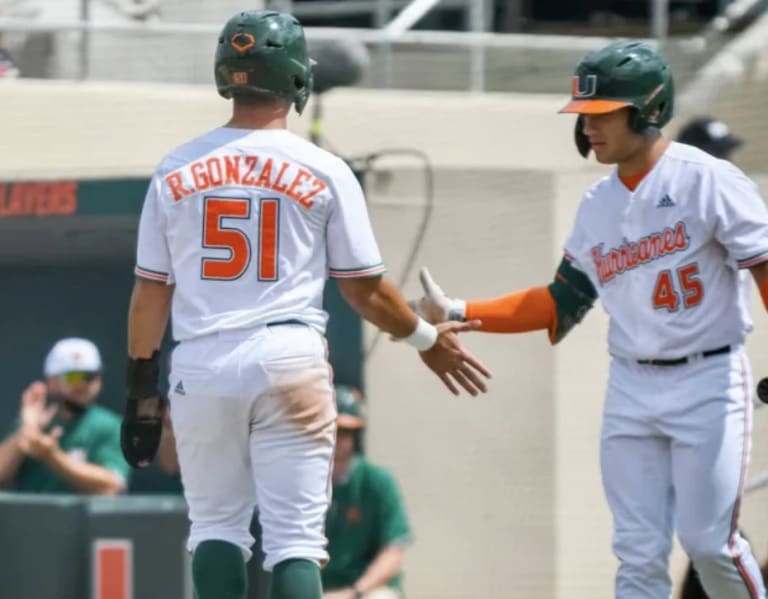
[560,41,674,133]
[335,385,366,430]
[214,10,313,114]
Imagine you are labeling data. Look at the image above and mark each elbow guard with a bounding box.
[547,257,597,343]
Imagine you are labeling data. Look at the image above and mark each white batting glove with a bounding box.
[409,267,466,324]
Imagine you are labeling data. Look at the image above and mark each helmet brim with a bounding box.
[559,99,632,114]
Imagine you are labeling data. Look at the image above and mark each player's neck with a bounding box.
[617,134,670,178]
[225,103,288,130]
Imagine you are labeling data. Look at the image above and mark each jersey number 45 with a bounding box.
[652,263,703,312]
[201,196,279,282]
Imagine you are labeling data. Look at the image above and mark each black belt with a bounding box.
[266,319,307,327]
[637,345,731,367]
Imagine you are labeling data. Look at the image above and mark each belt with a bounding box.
[636,345,731,367]
[266,319,307,327]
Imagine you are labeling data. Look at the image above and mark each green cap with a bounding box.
[335,385,366,429]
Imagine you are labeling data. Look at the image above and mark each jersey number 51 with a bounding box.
[201,196,279,282]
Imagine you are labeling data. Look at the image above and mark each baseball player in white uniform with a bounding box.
[413,41,768,598]
[119,10,490,599]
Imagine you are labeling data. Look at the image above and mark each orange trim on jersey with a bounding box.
[559,99,631,114]
[328,264,386,279]
[134,265,169,283]
[465,286,556,339]
[619,167,652,192]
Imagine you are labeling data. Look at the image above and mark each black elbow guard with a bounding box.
[547,258,597,343]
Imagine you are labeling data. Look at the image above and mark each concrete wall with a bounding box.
[3,80,768,598]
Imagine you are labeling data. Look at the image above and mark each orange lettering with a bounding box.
[0,181,78,218]
[242,156,259,185]
[286,169,311,202]
[46,184,61,214]
[299,178,327,208]
[3,183,24,216]
[206,157,224,187]
[51,183,68,214]
[272,161,291,193]
[22,184,39,214]
[36,184,52,215]
[255,158,274,188]
[166,172,191,202]
[224,155,241,185]
[191,161,210,191]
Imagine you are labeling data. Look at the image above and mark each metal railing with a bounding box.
[0,0,763,99]
[0,15,711,92]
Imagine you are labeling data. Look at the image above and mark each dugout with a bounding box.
[0,176,364,464]
[0,176,365,597]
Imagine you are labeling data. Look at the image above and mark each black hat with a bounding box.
[677,117,743,159]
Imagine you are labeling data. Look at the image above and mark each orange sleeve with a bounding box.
[465,286,557,340]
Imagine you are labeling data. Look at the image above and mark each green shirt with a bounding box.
[13,405,131,494]
[322,455,411,591]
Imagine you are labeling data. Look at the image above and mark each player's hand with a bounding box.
[409,267,463,324]
[121,352,166,468]
[121,394,167,468]
[419,320,492,396]
[20,381,57,432]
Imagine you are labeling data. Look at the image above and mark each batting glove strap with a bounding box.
[123,350,165,468]
[126,351,161,401]
[446,298,467,322]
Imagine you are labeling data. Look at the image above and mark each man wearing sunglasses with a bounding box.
[0,338,130,495]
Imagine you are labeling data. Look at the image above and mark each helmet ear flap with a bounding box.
[575,115,591,158]
[292,70,313,114]
[628,107,645,133]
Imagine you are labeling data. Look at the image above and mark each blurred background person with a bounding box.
[0,338,129,495]
[323,385,412,599]
[0,33,19,78]
[677,116,744,160]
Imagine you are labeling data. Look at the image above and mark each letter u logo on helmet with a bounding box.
[572,74,597,98]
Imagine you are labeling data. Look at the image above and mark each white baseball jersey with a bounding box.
[135,127,385,341]
[564,142,768,360]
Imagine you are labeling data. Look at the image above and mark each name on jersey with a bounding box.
[165,155,327,209]
[591,221,690,285]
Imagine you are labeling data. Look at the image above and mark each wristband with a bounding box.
[403,317,438,351]
[447,299,467,322]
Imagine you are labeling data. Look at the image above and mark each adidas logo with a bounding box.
[174,380,185,396]
[657,194,675,208]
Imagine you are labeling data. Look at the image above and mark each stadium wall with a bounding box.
[3,80,768,599]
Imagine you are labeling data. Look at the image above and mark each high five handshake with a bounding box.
[406,268,490,396]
